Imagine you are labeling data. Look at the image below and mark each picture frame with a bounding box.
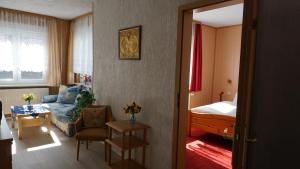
[119,25,142,60]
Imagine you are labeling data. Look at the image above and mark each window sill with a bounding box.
[0,85,50,90]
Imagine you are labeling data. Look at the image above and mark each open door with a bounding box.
[240,0,300,169]
[173,0,259,169]
[232,0,258,168]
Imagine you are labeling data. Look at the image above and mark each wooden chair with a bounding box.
[75,105,113,161]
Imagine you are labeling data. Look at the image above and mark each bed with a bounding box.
[189,95,237,138]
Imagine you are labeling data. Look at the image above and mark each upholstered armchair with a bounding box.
[75,105,113,161]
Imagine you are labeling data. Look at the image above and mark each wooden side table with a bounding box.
[106,120,150,169]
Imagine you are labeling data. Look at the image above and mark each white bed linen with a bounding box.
[191,101,236,117]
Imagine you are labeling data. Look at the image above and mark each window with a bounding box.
[73,15,93,76]
[0,11,48,85]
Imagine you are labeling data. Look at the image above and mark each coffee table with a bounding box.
[11,104,51,139]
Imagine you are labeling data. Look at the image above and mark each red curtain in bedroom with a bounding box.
[190,23,202,92]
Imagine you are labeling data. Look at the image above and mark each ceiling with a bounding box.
[0,0,93,20]
[193,3,244,28]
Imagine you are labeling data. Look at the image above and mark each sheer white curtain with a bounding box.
[0,10,48,83]
[73,15,93,76]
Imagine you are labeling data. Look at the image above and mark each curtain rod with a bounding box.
[0,7,70,21]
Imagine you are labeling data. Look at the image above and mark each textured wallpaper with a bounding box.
[93,0,197,168]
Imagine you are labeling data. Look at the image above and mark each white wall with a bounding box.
[92,0,199,168]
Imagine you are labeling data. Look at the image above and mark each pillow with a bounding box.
[82,107,106,128]
[61,86,81,104]
[233,93,238,106]
[57,85,68,103]
[41,95,58,103]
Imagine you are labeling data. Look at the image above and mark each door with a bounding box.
[245,0,300,169]
[174,0,259,169]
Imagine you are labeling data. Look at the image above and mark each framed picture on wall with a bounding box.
[119,26,141,60]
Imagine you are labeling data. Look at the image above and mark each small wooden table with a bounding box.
[11,104,51,139]
[106,120,150,169]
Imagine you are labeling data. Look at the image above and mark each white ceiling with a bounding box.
[0,0,93,20]
[193,4,244,28]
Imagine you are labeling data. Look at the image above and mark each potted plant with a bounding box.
[73,90,95,121]
[123,102,141,124]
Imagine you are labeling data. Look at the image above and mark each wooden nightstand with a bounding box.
[105,120,150,169]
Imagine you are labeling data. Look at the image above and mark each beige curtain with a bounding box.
[47,18,70,86]
[57,19,70,85]
[67,21,74,84]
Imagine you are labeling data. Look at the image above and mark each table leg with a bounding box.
[108,127,112,166]
[108,144,111,166]
[121,132,125,169]
[46,113,51,134]
[128,131,132,160]
[18,117,23,140]
[104,141,107,162]
[11,112,15,128]
[142,129,147,166]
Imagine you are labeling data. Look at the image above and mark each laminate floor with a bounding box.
[9,120,109,169]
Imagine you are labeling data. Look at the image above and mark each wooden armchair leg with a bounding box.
[77,140,80,161]
[86,141,89,149]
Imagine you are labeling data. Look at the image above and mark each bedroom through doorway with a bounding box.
[186,1,244,169]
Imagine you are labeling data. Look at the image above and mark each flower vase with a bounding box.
[130,113,136,124]
[27,100,33,112]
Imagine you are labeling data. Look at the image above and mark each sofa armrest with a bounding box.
[41,95,58,103]
[75,116,83,132]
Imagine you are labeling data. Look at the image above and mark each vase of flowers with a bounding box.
[81,74,92,85]
[124,102,141,124]
[22,93,35,111]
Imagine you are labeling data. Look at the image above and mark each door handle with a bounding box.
[246,137,257,143]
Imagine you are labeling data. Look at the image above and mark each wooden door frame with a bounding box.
[172,0,258,169]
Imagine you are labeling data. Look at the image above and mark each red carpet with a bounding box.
[186,128,232,169]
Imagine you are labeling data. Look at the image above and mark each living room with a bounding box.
[0,1,151,169]
[0,0,102,169]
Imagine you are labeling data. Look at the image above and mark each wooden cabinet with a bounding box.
[106,120,150,169]
[0,113,13,169]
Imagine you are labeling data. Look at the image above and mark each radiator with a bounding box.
[0,88,49,115]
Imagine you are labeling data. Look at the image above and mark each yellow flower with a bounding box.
[124,102,141,114]
[22,93,35,102]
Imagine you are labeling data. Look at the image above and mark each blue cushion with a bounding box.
[41,95,58,103]
[57,85,68,103]
[58,86,81,104]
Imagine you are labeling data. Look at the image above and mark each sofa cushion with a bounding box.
[62,86,81,104]
[45,103,75,123]
[57,85,81,104]
[82,107,106,128]
[76,128,107,140]
[57,85,68,103]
